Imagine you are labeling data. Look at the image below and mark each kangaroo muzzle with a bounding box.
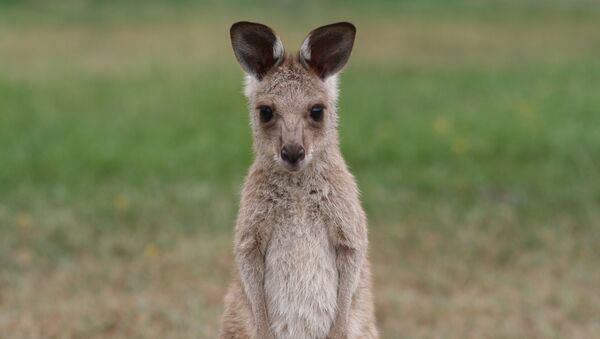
[281,143,305,165]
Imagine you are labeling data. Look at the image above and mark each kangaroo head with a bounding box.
[230,21,355,173]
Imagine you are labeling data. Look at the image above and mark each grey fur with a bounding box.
[220,22,377,339]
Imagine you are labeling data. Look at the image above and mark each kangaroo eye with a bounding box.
[258,105,274,123]
[310,105,324,122]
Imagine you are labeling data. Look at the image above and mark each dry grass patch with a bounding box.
[2,222,599,338]
[1,15,599,78]
[0,232,233,339]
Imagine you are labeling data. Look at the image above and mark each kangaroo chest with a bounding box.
[264,193,338,339]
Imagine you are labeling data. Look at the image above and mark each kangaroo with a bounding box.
[219,22,377,339]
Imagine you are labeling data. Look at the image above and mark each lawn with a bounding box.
[1,1,600,338]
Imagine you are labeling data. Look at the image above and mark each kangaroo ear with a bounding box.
[299,22,356,79]
[230,21,284,80]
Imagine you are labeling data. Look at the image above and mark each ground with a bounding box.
[1,1,599,338]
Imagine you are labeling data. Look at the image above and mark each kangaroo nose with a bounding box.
[281,144,305,165]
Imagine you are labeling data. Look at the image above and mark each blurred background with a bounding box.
[1,0,599,338]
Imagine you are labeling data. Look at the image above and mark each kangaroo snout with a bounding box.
[281,144,305,166]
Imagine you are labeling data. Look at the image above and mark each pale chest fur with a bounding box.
[263,182,338,339]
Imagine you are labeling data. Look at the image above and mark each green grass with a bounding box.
[1,1,600,338]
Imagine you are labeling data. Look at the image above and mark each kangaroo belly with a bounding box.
[264,220,338,339]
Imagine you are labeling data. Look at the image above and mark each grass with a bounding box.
[1,1,600,338]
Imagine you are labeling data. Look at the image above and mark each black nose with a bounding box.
[281,144,305,165]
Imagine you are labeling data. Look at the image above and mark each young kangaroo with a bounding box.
[219,22,377,339]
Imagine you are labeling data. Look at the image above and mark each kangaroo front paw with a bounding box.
[327,324,349,339]
[256,328,276,339]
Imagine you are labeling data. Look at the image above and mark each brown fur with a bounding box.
[220,22,377,339]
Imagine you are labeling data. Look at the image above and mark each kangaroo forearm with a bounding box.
[236,248,270,330]
[335,246,365,323]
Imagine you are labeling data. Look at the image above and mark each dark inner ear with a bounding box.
[301,22,356,79]
[230,22,283,80]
